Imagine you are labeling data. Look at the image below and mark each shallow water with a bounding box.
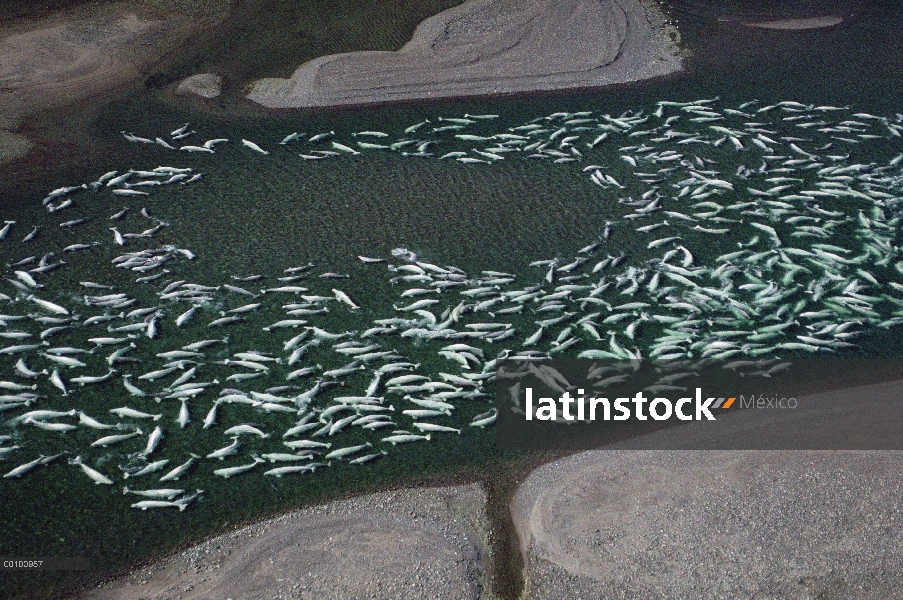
[2,1,903,599]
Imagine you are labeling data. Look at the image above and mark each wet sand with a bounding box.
[246,0,682,109]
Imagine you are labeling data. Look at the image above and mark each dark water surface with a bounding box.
[2,1,903,598]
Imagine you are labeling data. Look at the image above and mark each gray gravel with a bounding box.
[246,0,682,109]
[515,450,903,599]
[80,484,494,600]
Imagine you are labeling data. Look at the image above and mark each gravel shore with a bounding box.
[512,379,903,599]
[78,484,495,600]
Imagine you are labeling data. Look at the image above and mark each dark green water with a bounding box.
[2,1,903,599]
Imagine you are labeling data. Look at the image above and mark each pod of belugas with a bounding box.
[4,97,903,513]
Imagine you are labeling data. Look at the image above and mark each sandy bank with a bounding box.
[246,0,682,109]
[744,16,845,30]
